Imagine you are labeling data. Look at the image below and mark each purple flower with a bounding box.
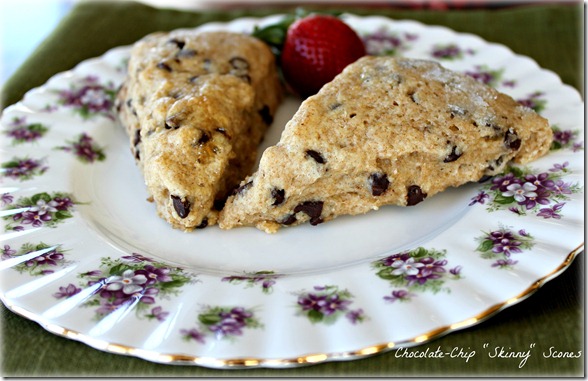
[181,328,206,344]
[419,257,447,276]
[381,252,410,267]
[518,229,530,237]
[137,287,159,304]
[52,197,74,211]
[492,239,522,257]
[105,270,147,294]
[21,210,52,227]
[551,180,572,195]
[209,319,245,338]
[53,283,81,298]
[518,187,551,210]
[346,309,365,324]
[383,289,413,303]
[449,266,463,276]
[406,271,441,286]
[492,259,518,268]
[549,161,569,172]
[219,307,252,324]
[1,245,16,260]
[465,66,496,85]
[537,203,565,219]
[149,306,169,322]
[96,301,121,315]
[553,130,574,146]
[135,265,173,285]
[320,294,352,316]
[469,191,490,205]
[491,173,522,192]
[432,44,462,59]
[489,230,516,243]
[1,193,14,206]
[25,250,64,267]
[525,173,555,190]
[298,293,327,312]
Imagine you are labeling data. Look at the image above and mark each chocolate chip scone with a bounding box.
[219,56,552,233]
[117,31,282,231]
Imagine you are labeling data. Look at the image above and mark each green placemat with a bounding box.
[1,0,584,377]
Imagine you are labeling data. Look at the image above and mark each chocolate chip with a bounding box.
[258,105,273,125]
[198,131,211,145]
[329,102,342,110]
[157,62,172,72]
[133,129,141,147]
[294,201,324,225]
[306,150,325,164]
[189,75,199,83]
[171,195,190,218]
[504,128,521,150]
[487,154,506,171]
[232,181,253,196]
[443,145,462,163]
[167,38,185,50]
[271,188,285,206]
[213,199,226,211]
[195,217,208,229]
[165,114,183,130]
[369,172,390,196]
[478,175,492,183]
[406,185,427,206]
[126,98,132,108]
[485,122,503,135]
[280,214,297,225]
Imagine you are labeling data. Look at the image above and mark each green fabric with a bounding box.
[1,0,584,377]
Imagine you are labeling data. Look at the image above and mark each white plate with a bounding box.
[0,14,584,368]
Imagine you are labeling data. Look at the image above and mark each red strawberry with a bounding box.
[281,15,366,97]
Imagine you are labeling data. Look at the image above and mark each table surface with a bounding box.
[0,1,584,377]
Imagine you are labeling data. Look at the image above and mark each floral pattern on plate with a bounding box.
[471,164,582,219]
[55,133,106,163]
[54,253,197,321]
[181,306,262,343]
[295,285,367,325]
[475,226,535,269]
[373,247,462,303]
[2,192,78,231]
[2,242,68,276]
[1,157,48,181]
[3,117,50,144]
[52,75,117,120]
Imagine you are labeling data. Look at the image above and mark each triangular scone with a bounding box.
[117,31,282,231]
[219,56,552,233]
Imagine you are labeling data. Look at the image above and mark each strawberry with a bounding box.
[253,13,366,98]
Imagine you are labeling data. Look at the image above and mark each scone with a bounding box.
[117,31,282,231]
[219,56,552,233]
